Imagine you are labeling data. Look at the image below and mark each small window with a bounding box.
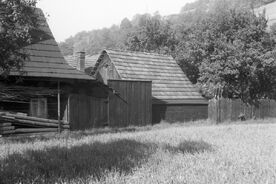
[30,98,48,118]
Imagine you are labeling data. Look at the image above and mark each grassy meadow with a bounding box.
[0,119,276,184]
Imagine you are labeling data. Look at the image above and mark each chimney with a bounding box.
[75,51,85,71]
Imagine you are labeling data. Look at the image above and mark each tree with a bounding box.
[180,0,276,14]
[270,22,276,40]
[0,0,39,77]
[126,13,178,54]
[178,8,276,104]
[120,18,132,30]
[59,36,74,56]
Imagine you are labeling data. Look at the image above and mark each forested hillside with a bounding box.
[59,13,176,56]
[59,0,276,56]
[180,0,276,13]
[59,0,276,103]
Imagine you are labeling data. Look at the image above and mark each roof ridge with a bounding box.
[64,50,172,58]
[105,49,173,58]
[64,53,99,57]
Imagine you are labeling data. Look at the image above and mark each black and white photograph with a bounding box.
[0,0,276,183]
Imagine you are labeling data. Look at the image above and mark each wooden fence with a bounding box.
[208,98,276,123]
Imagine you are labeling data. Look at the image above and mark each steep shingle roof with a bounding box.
[9,9,94,80]
[94,50,207,104]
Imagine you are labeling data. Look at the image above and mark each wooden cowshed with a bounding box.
[65,52,152,127]
[91,50,208,123]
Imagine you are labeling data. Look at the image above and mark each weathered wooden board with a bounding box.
[0,126,15,131]
[108,80,152,127]
[65,94,107,130]
[152,104,208,124]
[14,128,57,133]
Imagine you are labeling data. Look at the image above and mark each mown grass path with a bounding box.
[0,119,276,184]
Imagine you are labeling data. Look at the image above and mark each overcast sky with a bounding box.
[37,0,195,42]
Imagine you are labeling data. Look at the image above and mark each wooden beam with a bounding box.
[12,119,58,127]
[107,91,110,126]
[15,128,58,133]
[1,130,16,135]
[0,126,15,131]
[67,95,71,125]
[58,81,61,133]
[0,123,12,127]
[6,114,67,124]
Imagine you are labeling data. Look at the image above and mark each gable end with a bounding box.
[92,51,121,84]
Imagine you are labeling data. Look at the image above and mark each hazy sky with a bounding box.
[37,0,195,42]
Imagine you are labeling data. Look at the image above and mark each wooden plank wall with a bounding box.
[63,94,107,130]
[208,98,276,123]
[152,104,208,124]
[108,80,152,127]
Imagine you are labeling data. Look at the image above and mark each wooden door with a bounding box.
[67,94,107,130]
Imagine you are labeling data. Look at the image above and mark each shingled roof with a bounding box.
[93,50,207,104]
[9,9,94,80]
[64,54,99,69]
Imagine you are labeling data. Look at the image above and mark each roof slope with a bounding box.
[9,9,94,80]
[102,50,206,103]
[64,54,98,69]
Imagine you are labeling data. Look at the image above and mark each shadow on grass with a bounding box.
[0,139,213,183]
[0,139,156,183]
[163,140,213,154]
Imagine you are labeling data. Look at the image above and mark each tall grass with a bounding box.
[0,119,275,183]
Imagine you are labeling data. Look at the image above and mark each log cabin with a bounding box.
[0,9,110,132]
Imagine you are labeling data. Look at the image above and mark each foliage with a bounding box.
[174,1,276,103]
[58,0,276,56]
[180,0,276,13]
[59,26,127,56]
[270,22,276,40]
[0,0,39,77]
[187,9,276,103]
[176,7,276,103]
[125,13,178,54]
[59,13,178,55]
[59,36,74,56]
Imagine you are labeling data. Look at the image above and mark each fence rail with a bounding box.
[208,98,276,123]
